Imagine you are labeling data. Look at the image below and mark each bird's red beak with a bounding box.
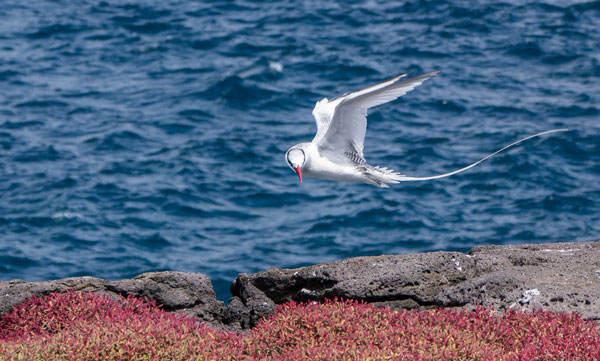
[294,166,302,183]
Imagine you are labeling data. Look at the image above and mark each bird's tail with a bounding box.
[389,128,568,183]
[362,165,405,187]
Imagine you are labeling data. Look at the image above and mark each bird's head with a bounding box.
[285,145,306,183]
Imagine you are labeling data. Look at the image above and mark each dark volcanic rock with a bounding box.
[224,274,276,329]
[436,241,600,320]
[230,241,600,326]
[0,271,226,329]
[228,251,478,327]
[2,241,599,330]
[106,272,225,326]
[0,276,109,317]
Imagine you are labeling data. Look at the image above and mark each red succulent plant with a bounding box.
[1,291,598,360]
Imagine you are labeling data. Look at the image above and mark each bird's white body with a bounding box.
[285,71,567,187]
[300,143,364,183]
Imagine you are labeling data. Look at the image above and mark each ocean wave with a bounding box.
[13,145,70,162]
[87,130,148,152]
[196,75,278,107]
[0,0,598,302]
[26,23,85,39]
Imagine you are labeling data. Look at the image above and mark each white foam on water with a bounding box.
[51,211,82,220]
[269,61,283,72]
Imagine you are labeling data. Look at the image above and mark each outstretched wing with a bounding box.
[311,98,336,145]
[315,71,441,163]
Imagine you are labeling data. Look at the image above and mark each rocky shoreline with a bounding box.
[2,240,599,331]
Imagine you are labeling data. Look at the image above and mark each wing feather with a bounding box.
[311,73,409,145]
[316,71,441,162]
[311,98,334,144]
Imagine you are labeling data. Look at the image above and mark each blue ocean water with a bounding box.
[0,0,599,301]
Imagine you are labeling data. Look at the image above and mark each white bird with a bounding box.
[285,71,567,187]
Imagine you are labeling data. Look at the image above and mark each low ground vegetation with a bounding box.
[1,291,598,360]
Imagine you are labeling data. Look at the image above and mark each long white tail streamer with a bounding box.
[399,128,568,181]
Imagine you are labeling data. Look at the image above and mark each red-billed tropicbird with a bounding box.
[285,71,567,187]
